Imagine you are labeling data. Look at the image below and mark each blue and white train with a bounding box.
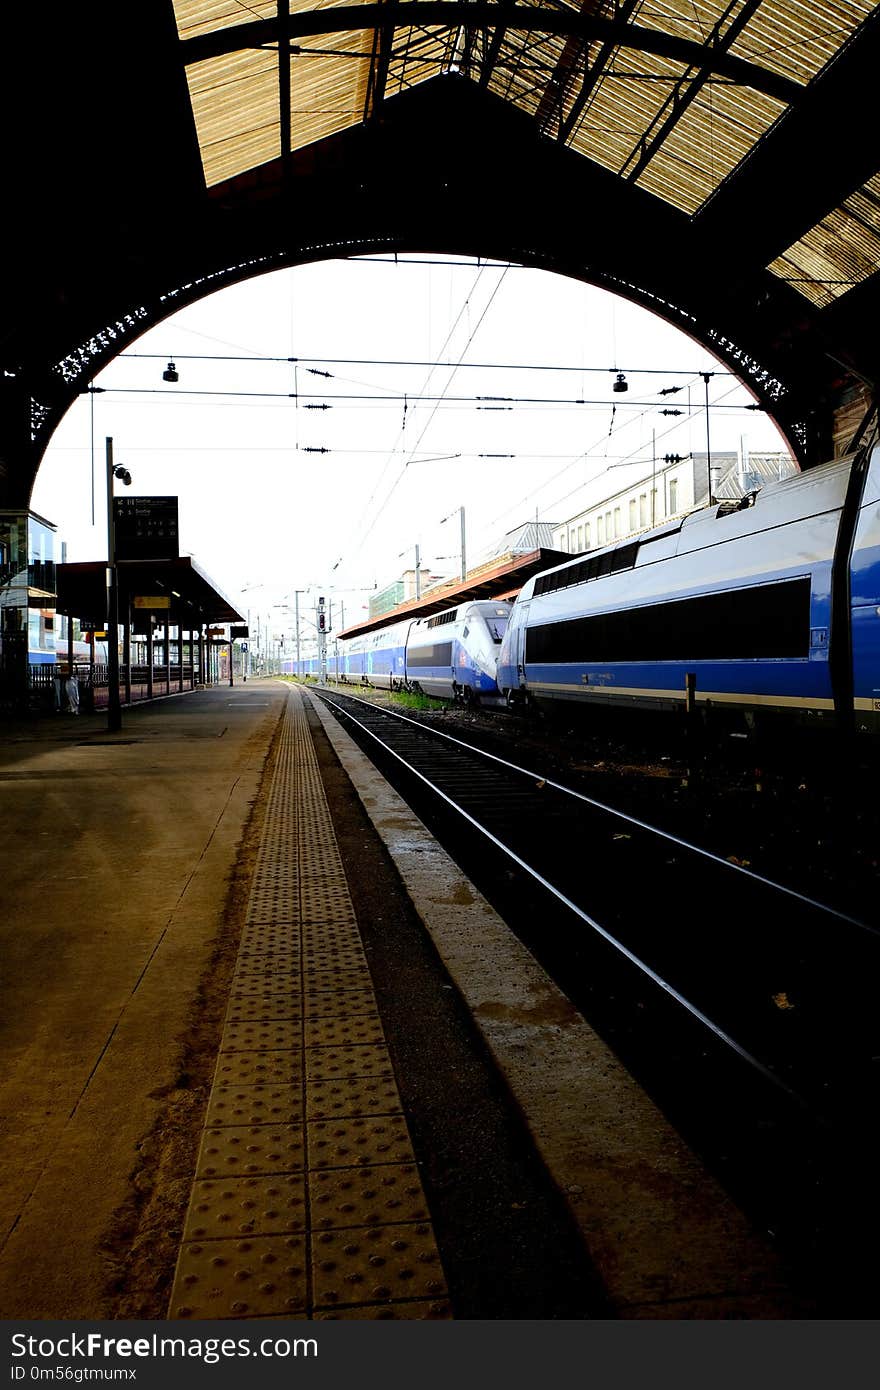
[284,442,880,732]
[497,444,880,731]
[282,600,512,702]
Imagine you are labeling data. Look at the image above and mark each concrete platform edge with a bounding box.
[305,687,800,1318]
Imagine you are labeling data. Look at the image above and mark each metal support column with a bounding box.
[105,438,122,732]
[122,594,131,706]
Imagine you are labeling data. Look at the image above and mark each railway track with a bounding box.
[312,687,877,1112]
[307,685,880,1309]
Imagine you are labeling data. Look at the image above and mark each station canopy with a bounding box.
[56,558,245,628]
[341,545,573,638]
[175,0,880,309]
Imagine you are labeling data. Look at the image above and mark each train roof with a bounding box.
[339,548,570,640]
[521,454,856,600]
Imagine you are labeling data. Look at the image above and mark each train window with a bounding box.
[427,610,456,629]
[532,542,638,597]
[408,641,453,667]
[611,542,639,573]
[525,577,811,664]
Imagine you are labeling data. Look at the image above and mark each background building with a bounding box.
[0,509,58,706]
[552,451,797,553]
[369,567,448,619]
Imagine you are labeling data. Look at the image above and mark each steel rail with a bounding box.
[313,687,805,1102]
[315,685,875,937]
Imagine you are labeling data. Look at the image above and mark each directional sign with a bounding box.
[133,595,171,609]
[230,624,249,639]
[113,496,179,561]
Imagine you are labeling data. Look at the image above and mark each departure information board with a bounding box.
[113,496,179,561]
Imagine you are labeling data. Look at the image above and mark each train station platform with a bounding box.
[0,682,798,1320]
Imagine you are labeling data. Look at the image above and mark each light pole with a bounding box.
[701,372,715,505]
[440,506,467,580]
[399,544,421,599]
[105,437,132,732]
[294,588,308,676]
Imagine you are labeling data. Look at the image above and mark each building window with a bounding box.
[605,510,612,539]
[597,515,604,545]
[669,478,679,512]
[639,494,647,526]
[629,499,637,531]
[569,529,576,549]
[584,522,591,550]
[651,488,659,519]
[577,525,584,549]
[613,507,621,537]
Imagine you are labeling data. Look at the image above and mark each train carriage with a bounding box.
[499,447,880,730]
[344,620,410,689]
[405,602,510,701]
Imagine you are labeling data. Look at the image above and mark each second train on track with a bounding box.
[282,442,880,730]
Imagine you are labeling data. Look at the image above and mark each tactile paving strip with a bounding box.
[169,686,450,1319]
[196,1124,306,1178]
[310,1222,447,1309]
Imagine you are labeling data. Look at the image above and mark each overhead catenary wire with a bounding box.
[333,263,507,571]
[119,350,736,377]
[347,265,514,566]
[87,386,759,409]
[485,376,753,530]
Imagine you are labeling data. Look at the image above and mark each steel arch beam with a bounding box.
[179,4,802,107]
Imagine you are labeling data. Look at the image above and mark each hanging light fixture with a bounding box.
[162,361,179,383]
[612,371,628,393]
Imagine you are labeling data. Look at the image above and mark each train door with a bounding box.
[512,601,529,684]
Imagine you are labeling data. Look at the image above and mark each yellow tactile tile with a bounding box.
[168,687,448,1320]
[195,1123,306,1178]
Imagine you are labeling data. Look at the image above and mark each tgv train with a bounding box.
[29,637,109,666]
[497,445,880,731]
[282,601,512,701]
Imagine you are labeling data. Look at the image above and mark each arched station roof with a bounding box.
[2,1,879,505]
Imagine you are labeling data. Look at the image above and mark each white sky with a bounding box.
[33,255,790,643]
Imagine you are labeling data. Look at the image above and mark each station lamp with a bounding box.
[162,361,179,383]
[612,372,628,393]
